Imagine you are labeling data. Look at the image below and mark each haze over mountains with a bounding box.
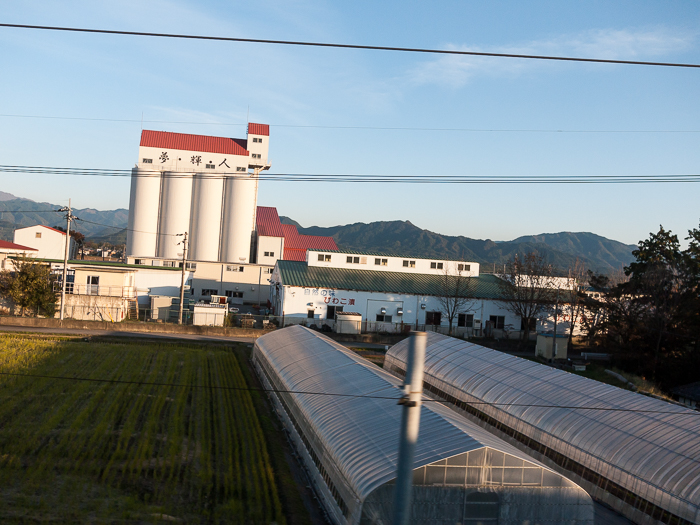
[0,193,636,272]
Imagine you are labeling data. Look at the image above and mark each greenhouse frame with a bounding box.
[253,326,594,525]
[384,332,700,525]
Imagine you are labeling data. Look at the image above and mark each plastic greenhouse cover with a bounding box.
[386,332,700,517]
[254,326,573,503]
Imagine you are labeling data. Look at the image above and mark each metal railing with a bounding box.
[53,283,136,298]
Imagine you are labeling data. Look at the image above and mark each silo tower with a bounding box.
[126,124,270,263]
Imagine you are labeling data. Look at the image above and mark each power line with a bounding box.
[1,166,699,184]
[2,23,700,69]
[2,113,699,134]
[0,370,696,415]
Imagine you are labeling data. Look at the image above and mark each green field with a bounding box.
[0,335,287,524]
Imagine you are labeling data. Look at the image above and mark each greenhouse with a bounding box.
[384,333,700,525]
[253,326,593,525]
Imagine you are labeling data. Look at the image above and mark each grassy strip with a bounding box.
[234,346,311,525]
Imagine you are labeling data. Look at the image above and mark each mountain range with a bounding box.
[0,193,636,273]
[282,219,637,273]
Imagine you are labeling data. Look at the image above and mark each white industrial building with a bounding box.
[14,225,77,260]
[125,127,337,308]
[269,249,544,336]
[127,123,271,263]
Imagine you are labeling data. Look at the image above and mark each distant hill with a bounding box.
[0,199,128,241]
[0,195,636,272]
[279,216,303,229]
[297,220,636,273]
[0,191,17,201]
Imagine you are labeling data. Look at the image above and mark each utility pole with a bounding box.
[57,200,78,321]
[552,288,560,359]
[178,232,188,325]
[392,331,427,525]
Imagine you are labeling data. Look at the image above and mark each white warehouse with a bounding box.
[127,124,270,264]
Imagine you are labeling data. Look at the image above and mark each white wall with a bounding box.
[307,250,480,277]
[271,282,520,333]
[256,235,284,266]
[14,226,76,260]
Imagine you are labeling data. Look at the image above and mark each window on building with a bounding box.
[374,258,388,266]
[163,260,176,267]
[264,251,275,257]
[205,164,215,169]
[35,232,42,239]
[308,310,315,319]
[264,268,273,274]
[458,263,471,272]
[253,137,263,143]
[489,315,505,329]
[430,262,444,270]
[426,311,442,325]
[225,291,244,298]
[201,289,218,297]
[327,305,343,319]
[236,166,246,172]
[186,262,197,270]
[376,314,393,323]
[402,260,416,268]
[318,254,331,262]
[346,256,360,264]
[252,153,261,159]
[457,313,474,327]
[142,158,153,164]
[86,275,99,295]
[134,259,144,265]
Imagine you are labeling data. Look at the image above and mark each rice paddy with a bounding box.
[0,334,286,524]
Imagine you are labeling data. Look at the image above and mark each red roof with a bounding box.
[0,240,37,251]
[256,207,285,237]
[140,130,249,156]
[248,123,270,136]
[39,225,66,235]
[255,206,337,260]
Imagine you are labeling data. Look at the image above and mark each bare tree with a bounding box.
[562,258,587,351]
[436,266,477,335]
[497,252,556,344]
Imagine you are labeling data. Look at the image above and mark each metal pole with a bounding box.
[392,331,427,525]
[178,232,188,325]
[59,199,72,321]
[552,288,560,358]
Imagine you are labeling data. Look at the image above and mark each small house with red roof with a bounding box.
[13,225,77,260]
[0,240,38,270]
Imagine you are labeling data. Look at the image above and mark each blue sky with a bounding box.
[1,1,699,246]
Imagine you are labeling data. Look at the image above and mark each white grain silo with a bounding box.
[127,126,270,263]
[156,171,193,259]
[126,167,161,257]
[188,173,224,262]
[220,174,258,263]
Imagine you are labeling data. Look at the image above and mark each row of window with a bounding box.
[385,364,692,525]
[196,289,244,298]
[252,137,263,143]
[317,254,471,272]
[134,259,197,270]
[263,251,275,257]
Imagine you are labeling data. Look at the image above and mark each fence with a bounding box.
[53,283,136,298]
